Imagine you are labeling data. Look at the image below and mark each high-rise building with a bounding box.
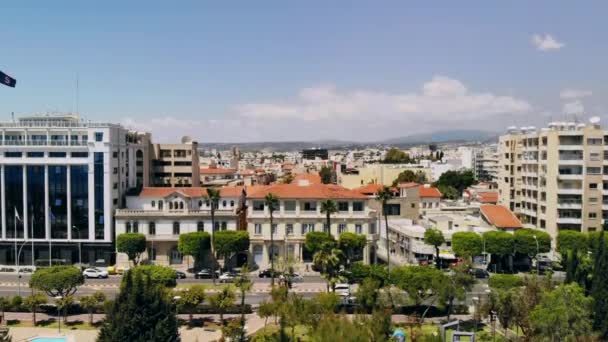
[497,119,606,242]
[0,114,149,265]
[474,146,499,182]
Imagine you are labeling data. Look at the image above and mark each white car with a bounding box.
[83,268,109,279]
[290,273,304,282]
[334,283,350,297]
[218,272,238,283]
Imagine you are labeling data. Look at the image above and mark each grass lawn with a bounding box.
[8,319,99,330]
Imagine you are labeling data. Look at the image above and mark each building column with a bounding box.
[66,166,72,240]
[44,165,50,240]
[262,243,269,268]
[294,243,301,263]
[363,244,370,264]
[88,159,95,241]
[22,165,28,239]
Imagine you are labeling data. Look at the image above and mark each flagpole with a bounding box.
[14,208,17,268]
[31,214,34,269]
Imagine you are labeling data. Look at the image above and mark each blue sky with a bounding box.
[1,1,607,142]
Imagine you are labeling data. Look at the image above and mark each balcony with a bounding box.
[557,217,582,224]
[1,140,89,147]
[557,188,583,195]
[558,173,584,180]
[557,201,583,209]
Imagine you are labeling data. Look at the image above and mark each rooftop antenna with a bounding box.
[11,112,14,122]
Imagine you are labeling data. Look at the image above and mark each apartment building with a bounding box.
[246,182,378,269]
[0,114,148,265]
[339,164,432,189]
[115,186,246,267]
[150,137,200,187]
[497,119,607,241]
[474,146,499,182]
[355,183,420,222]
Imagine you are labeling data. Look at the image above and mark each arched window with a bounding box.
[222,200,227,207]
[136,149,143,159]
[230,200,235,207]
[151,200,156,208]
[173,222,180,235]
[197,221,204,232]
[169,202,173,210]
[158,200,163,210]
[198,200,203,208]
[205,200,210,207]
[148,246,156,261]
[149,222,156,235]
[132,221,139,233]
[125,222,131,233]
[179,202,184,210]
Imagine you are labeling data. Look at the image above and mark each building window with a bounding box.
[590,183,598,189]
[113,182,118,189]
[221,221,227,230]
[49,152,66,158]
[286,224,293,235]
[214,221,220,232]
[5,152,22,158]
[26,152,44,158]
[355,224,363,234]
[113,151,118,158]
[253,201,265,211]
[71,152,88,158]
[95,132,103,142]
[198,200,203,207]
[197,221,204,232]
[301,223,314,234]
[151,201,156,207]
[338,224,347,234]
[169,202,174,210]
[255,224,262,235]
[271,224,277,235]
[338,201,349,212]
[589,213,598,219]
[587,167,601,175]
[125,222,132,233]
[158,200,163,210]
[222,200,227,207]
[284,201,296,212]
[132,221,139,233]
[303,201,317,211]
[230,200,235,207]
[353,202,364,211]
[113,167,118,174]
[149,222,156,235]
[369,223,376,234]
[179,202,184,210]
[173,222,180,235]
[323,223,330,234]
[94,152,104,240]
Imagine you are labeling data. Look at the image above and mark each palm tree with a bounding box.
[376,186,393,269]
[207,187,221,285]
[313,242,343,292]
[320,199,338,237]
[265,193,279,286]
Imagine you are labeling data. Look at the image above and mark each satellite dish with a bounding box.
[590,116,601,124]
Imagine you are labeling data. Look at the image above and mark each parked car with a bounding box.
[174,271,187,279]
[290,273,304,282]
[258,269,280,278]
[219,272,238,283]
[469,268,489,279]
[194,269,213,279]
[83,268,109,279]
[334,283,350,297]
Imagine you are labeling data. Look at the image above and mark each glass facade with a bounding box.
[27,165,46,239]
[5,166,23,238]
[70,165,89,239]
[49,166,67,239]
[94,152,105,240]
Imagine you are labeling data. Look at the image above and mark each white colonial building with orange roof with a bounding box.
[245,179,379,269]
[115,186,247,268]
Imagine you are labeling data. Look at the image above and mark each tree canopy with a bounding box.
[424,228,445,269]
[116,233,147,266]
[514,229,551,257]
[391,170,427,186]
[488,274,524,291]
[126,265,177,288]
[305,231,336,255]
[483,230,514,256]
[319,166,334,184]
[451,231,483,257]
[213,230,250,262]
[390,265,446,306]
[30,265,84,297]
[177,231,210,270]
[338,232,366,266]
[591,231,608,339]
[557,230,588,254]
[434,170,476,196]
[383,148,413,164]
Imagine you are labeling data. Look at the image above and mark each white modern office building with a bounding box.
[0,114,149,266]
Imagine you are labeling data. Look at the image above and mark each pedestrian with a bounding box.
[305,264,309,273]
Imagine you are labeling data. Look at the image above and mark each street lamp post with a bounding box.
[533,235,539,275]
[72,226,82,268]
[55,295,63,333]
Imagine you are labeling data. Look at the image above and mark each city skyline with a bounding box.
[1,2,607,142]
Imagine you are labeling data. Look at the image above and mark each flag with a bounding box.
[14,207,21,222]
[0,70,16,88]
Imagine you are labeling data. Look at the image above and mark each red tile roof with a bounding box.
[419,186,442,198]
[480,204,522,229]
[355,184,384,196]
[397,182,419,189]
[200,168,237,175]
[292,173,322,184]
[139,186,244,198]
[477,192,499,203]
[247,183,367,199]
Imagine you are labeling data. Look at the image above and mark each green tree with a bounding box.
[424,228,445,269]
[313,242,344,292]
[235,265,252,341]
[483,231,515,272]
[320,199,338,236]
[213,230,250,271]
[23,292,47,326]
[177,231,210,271]
[209,287,236,328]
[564,249,592,293]
[557,230,588,254]
[495,290,516,332]
[488,274,524,291]
[511,275,553,339]
[355,278,381,312]
[437,184,458,199]
[390,265,447,321]
[305,231,336,256]
[376,186,393,269]
[451,232,482,259]
[265,192,279,286]
[0,297,9,323]
[591,230,608,338]
[116,233,146,266]
[79,291,106,326]
[207,187,221,285]
[127,265,177,288]
[55,295,74,323]
[257,300,274,327]
[383,148,412,164]
[514,228,551,257]
[176,285,206,326]
[338,232,366,268]
[391,170,427,186]
[98,270,179,342]
[319,166,334,184]
[530,283,593,341]
[30,266,84,298]
[434,170,476,195]
[440,263,475,321]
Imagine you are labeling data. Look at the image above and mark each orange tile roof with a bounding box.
[480,204,522,229]
[477,192,499,203]
[247,183,367,199]
[397,182,419,189]
[139,186,244,198]
[355,184,384,195]
[200,168,237,175]
[419,186,442,198]
[292,173,322,184]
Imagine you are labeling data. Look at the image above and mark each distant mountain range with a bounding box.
[202,129,498,152]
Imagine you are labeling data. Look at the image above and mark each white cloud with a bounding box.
[531,34,564,51]
[563,100,585,114]
[123,76,534,142]
[560,88,592,99]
